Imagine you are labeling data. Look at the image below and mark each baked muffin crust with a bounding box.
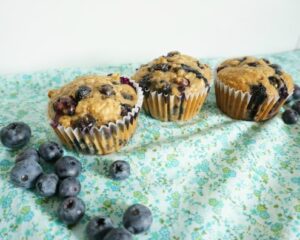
[132,51,212,97]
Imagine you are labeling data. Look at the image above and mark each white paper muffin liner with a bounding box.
[142,86,210,121]
[49,78,144,155]
[215,77,293,121]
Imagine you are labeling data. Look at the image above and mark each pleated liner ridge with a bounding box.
[50,79,144,155]
[215,77,292,121]
[142,86,210,121]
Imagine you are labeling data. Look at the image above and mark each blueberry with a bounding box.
[99,84,115,97]
[39,141,64,163]
[55,156,82,178]
[103,228,132,240]
[71,114,96,134]
[58,177,81,198]
[0,122,31,149]
[86,216,114,240]
[36,173,59,197]
[166,51,180,57]
[58,197,85,225]
[10,159,43,189]
[247,62,259,67]
[15,148,40,163]
[109,160,130,180]
[159,83,172,95]
[53,96,77,116]
[121,92,133,100]
[292,101,300,114]
[150,64,171,72]
[282,109,298,124]
[120,104,132,117]
[123,204,153,234]
[75,85,92,102]
[293,84,300,100]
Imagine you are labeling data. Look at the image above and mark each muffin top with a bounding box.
[132,51,212,97]
[48,74,138,131]
[217,56,294,98]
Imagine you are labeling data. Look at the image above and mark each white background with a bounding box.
[0,0,300,74]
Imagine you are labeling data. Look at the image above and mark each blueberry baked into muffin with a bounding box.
[132,51,212,121]
[48,74,143,154]
[215,57,294,121]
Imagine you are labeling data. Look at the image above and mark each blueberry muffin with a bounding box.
[216,56,294,121]
[132,51,212,121]
[48,74,143,154]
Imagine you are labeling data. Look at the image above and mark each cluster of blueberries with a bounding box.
[0,122,153,240]
[282,84,300,124]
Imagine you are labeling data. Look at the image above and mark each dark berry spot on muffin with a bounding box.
[262,58,270,64]
[98,84,116,97]
[53,96,77,116]
[217,66,227,72]
[150,64,171,72]
[122,92,133,100]
[107,73,113,76]
[268,76,281,88]
[139,74,152,91]
[120,104,132,116]
[181,64,208,87]
[247,62,259,67]
[177,78,190,92]
[71,114,96,133]
[196,61,205,69]
[75,85,92,102]
[269,64,283,75]
[247,84,267,120]
[166,51,180,57]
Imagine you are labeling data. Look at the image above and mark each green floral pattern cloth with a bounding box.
[0,51,300,240]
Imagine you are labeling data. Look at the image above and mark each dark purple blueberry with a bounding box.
[177,78,190,92]
[150,64,171,72]
[36,173,59,197]
[99,84,115,97]
[139,75,152,91]
[86,216,114,240]
[58,197,85,225]
[262,58,270,64]
[120,104,132,117]
[10,159,43,189]
[71,114,96,133]
[268,76,281,88]
[292,101,300,114]
[247,84,267,120]
[109,160,130,180]
[104,228,132,240]
[0,122,31,149]
[58,177,81,198]
[282,109,298,124]
[166,51,180,57]
[123,204,153,234]
[53,96,77,115]
[160,83,172,95]
[196,61,204,69]
[75,85,92,102]
[293,84,300,100]
[15,148,40,163]
[217,66,227,72]
[121,92,133,100]
[269,64,283,75]
[180,64,207,86]
[120,77,130,85]
[247,62,259,67]
[55,156,82,178]
[38,141,64,163]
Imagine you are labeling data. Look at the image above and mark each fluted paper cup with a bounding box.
[49,78,144,155]
[215,77,293,121]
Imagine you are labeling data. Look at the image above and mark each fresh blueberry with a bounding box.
[103,228,132,240]
[15,148,40,163]
[109,160,130,180]
[293,84,300,100]
[120,104,132,117]
[39,141,64,163]
[36,173,59,197]
[123,204,153,234]
[0,122,31,149]
[58,177,81,198]
[282,109,298,124]
[53,96,77,116]
[99,84,115,97]
[75,85,92,102]
[58,196,85,225]
[71,114,96,133]
[55,156,82,178]
[86,216,114,240]
[10,159,43,189]
[292,101,300,114]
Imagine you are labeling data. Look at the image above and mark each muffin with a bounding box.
[215,56,294,121]
[132,51,212,121]
[48,74,143,155]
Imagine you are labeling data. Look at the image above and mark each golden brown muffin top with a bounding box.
[217,56,294,97]
[132,51,212,97]
[48,74,138,131]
